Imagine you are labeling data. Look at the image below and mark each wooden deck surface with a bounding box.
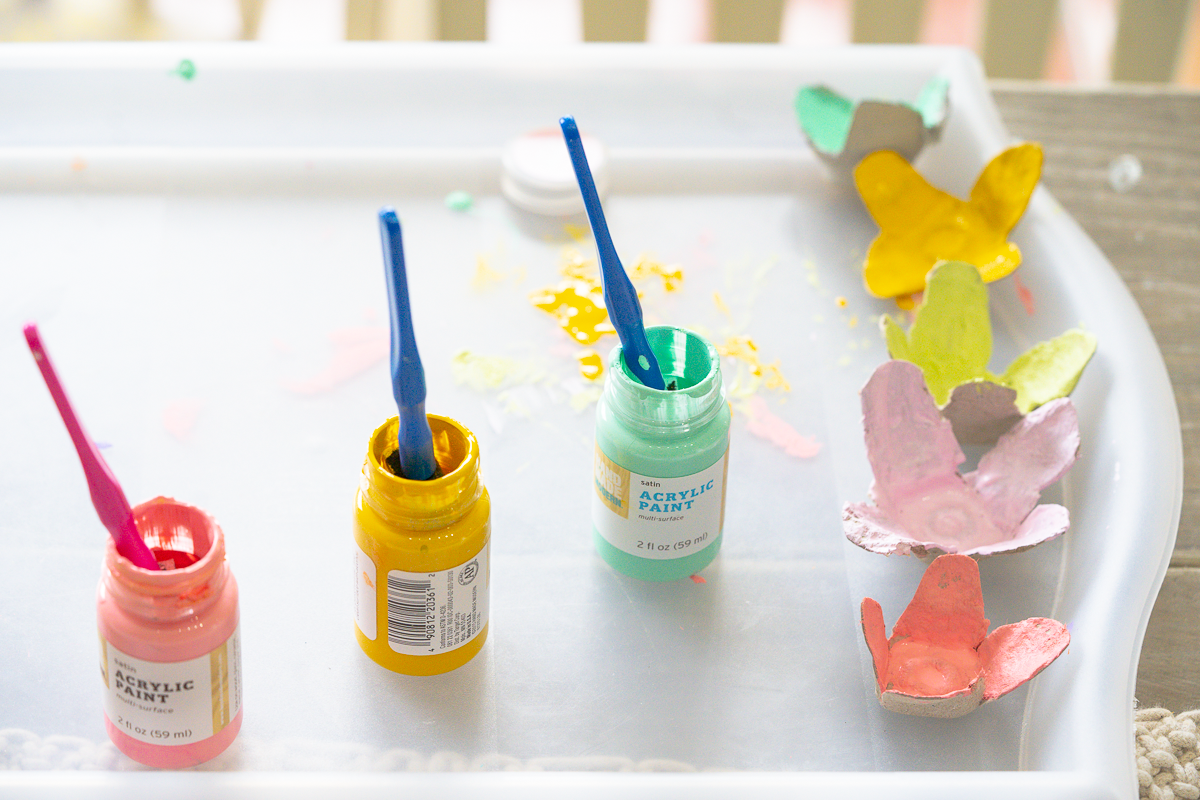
[993,83,1200,712]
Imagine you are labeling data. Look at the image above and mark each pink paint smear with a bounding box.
[1013,273,1036,316]
[285,327,389,395]
[745,395,822,458]
[162,399,204,442]
[690,575,706,584]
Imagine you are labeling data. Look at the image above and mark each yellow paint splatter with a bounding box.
[763,361,790,392]
[568,385,603,411]
[716,335,791,394]
[576,350,604,381]
[564,223,589,242]
[528,283,614,345]
[835,296,848,308]
[559,247,598,283]
[718,335,760,367]
[713,291,732,320]
[629,255,684,292]
[471,255,509,290]
[450,350,544,392]
[847,315,858,328]
[726,372,759,402]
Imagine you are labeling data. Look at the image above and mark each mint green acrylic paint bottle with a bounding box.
[592,326,731,581]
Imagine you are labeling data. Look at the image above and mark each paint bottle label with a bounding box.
[355,542,378,641]
[385,543,489,656]
[99,625,242,746]
[592,445,728,559]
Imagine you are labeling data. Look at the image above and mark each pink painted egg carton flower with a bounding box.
[844,359,1080,558]
[862,553,1070,718]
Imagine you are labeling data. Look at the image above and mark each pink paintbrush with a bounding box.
[24,324,160,570]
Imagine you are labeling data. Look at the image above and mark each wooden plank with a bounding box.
[238,0,265,39]
[582,0,648,42]
[710,0,785,43]
[1111,0,1192,83]
[1134,568,1200,710]
[437,0,486,41]
[981,0,1057,79]
[852,0,923,43]
[993,84,1200,710]
[345,0,383,40]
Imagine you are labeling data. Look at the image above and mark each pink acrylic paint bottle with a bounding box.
[96,496,242,768]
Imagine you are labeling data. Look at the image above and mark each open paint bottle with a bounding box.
[23,325,242,769]
[96,497,242,768]
[353,415,490,675]
[592,325,731,581]
[353,208,490,675]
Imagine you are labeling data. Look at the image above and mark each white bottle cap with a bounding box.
[501,128,609,216]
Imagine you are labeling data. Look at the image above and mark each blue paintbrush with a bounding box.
[378,207,437,480]
[559,116,666,391]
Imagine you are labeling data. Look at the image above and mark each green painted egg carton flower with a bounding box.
[794,75,950,175]
[883,260,1096,444]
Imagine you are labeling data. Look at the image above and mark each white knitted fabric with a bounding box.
[1136,708,1200,800]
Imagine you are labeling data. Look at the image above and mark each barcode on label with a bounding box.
[386,575,434,649]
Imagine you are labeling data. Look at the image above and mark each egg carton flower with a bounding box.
[854,143,1042,302]
[844,359,1079,558]
[884,260,1096,444]
[861,553,1070,718]
[793,75,949,175]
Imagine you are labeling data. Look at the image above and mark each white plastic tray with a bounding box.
[0,44,1182,799]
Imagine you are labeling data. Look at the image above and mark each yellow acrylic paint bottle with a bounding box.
[353,414,490,675]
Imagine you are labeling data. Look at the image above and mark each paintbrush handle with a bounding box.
[559,117,666,391]
[378,209,437,480]
[23,324,160,570]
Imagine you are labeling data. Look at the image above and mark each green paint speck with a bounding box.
[444,190,473,212]
[173,59,196,81]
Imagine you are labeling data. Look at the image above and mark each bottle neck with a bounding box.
[360,415,482,531]
[102,497,228,623]
[603,326,726,437]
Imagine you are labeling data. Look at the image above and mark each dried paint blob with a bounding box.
[450,350,544,392]
[172,59,197,80]
[718,335,790,396]
[529,283,614,345]
[855,143,1043,300]
[861,554,1070,718]
[471,255,525,291]
[576,350,603,381]
[528,248,681,349]
[629,255,683,293]
[444,191,474,211]
[883,261,1096,443]
[712,292,732,319]
[843,360,1080,559]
